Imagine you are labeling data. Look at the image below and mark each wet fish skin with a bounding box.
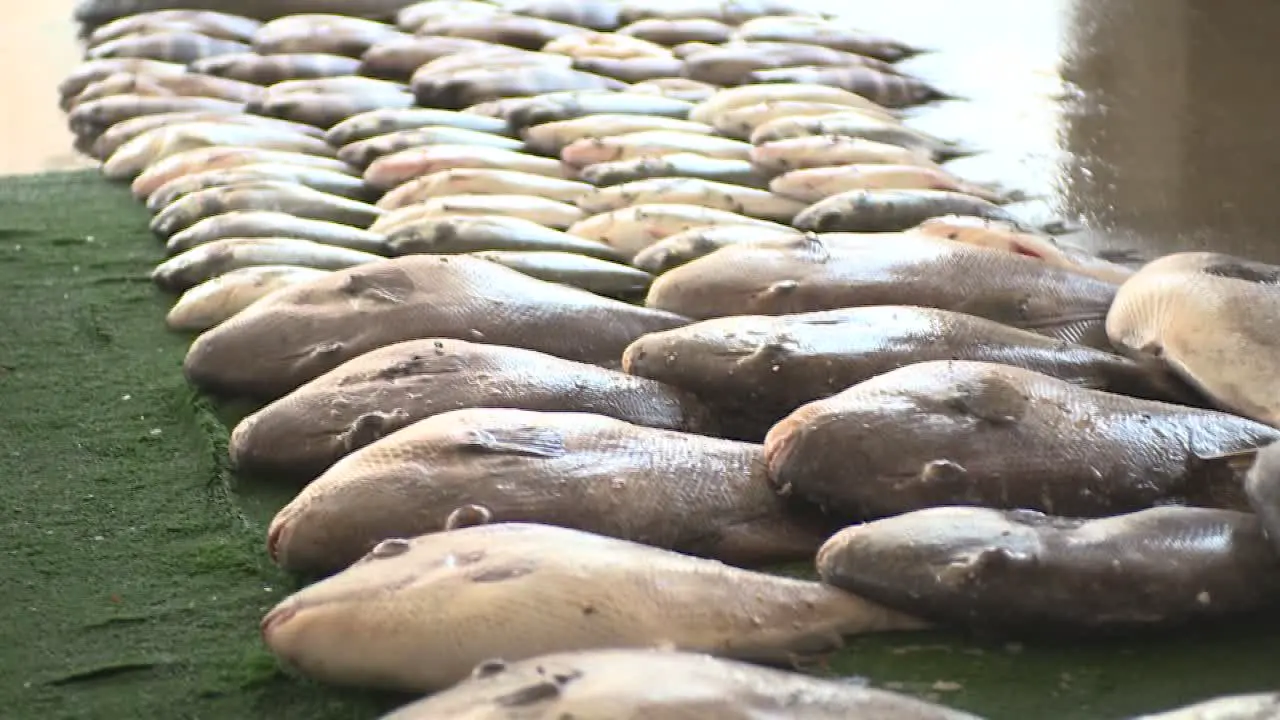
[733,16,924,62]
[793,189,1015,233]
[750,111,959,155]
[561,130,754,167]
[103,121,337,180]
[485,91,695,131]
[68,94,245,139]
[711,100,895,141]
[690,82,894,125]
[577,151,771,189]
[231,339,716,482]
[190,51,362,85]
[377,169,591,210]
[1132,693,1280,720]
[84,30,252,64]
[384,215,624,262]
[259,74,410,97]
[684,44,898,87]
[568,203,792,259]
[371,194,585,234]
[576,177,806,222]
[166,210,388,255]
[627,77,720,103]
[817,505,1280,632]
[414,14,591,51]
[622,306,1206,440]
[152,237,381,293]
[326,108,512,148]
[364,145,568,192]
[617,0,822,26]
[338,126,524,169]
[146,164,373,213]
[411,46,571,80]
[89,110,323,160]
[645,232,1120,348]
[617,18,733,46]
[497,0,622,32]
[86,9,262,45]
[523,114,714,156]
[58,57,187,106]
[74,0,425,28]
[259,522,925,692]
[70,71,266,109]
[132,146,357,199]
[632,224,802,274]
[470,251,652,299]
[252,14,405,57]
[252,89,416,129]
[183,254,690,399]
[166,264,331,332]
[571,56,687,84]
[765,361,1279,522]
[774,164,1005,205]
[749,65,950,108]
[414,66,627,111]
[395,1,501,32]
[358,35,497,80]
[750,135,939,173]
[149,181,384,238]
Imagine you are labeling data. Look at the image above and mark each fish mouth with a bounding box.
[260,604,298,643]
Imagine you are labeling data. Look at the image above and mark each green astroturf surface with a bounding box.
[1,170,1279,720]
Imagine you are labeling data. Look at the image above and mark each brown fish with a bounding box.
[75,1,427,28]
[145,163,372,212]
[469,250,652,298]
[577,152,770,189]
[475,90,694,130]
[631,224,802,274]
[364,144,568,192]
[86,9,262,45]
[413,66,627,111]
[576,177,806,222]
[230,338,717,481]
[68,94,244,139]
[646,233,1119,348]
[58,57,186,105]
[84,30,251,64]
[252,89,415,129]
[685,44,898,87]
[572,56,687,84]
[70,71,265,109]
[765,361,1278,522]
[259,522,926,692]
[252,14,405,57]
[734,16,924,62]
[358,35,496,80]
[749,65,950,108]
[617,17,733,46]
[382,215,624,261]
[190,51,362,84]
[183,254,689,399]
[326,107,512,147]
[522,114,715,156]
[131,146,357,199]
[617,0,821,25]
[415,14,590,51]
[89,110,323,160]
[750,135,939,173]
[793,189,1015,233]
[266,407,827,577]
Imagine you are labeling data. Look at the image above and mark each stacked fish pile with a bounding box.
[57,1,1280,718]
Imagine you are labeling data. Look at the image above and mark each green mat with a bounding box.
[2,170,1278,720]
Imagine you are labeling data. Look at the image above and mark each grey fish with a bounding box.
[338,126,524,168]
[576,176,805,222]
[793,189,1015,233]
[166,210,388,255]
[70,71,266,109]
[364,144,568,192]
[146,163,372,212]
[259,522,925,692]
[131,146,357,199]
[149,181,384,238]
[646,233,1121,348]
[380,649,981,720]
[358,35,497,80]
[376,169,591,210]
[86,9,261,45]
[683,44,898,87]
[326,107,511,147]
[413,66,626,111]
[68,93,245,139]
[266,407,828,577]
[617,0,821,25]
[477,91,694,131]
[617,17,733,46]
[102,120,337,180]
[252,14,404,57]
[572,56,687,84]
[765,361,1279,522]
[152,237,381,292]
[84,29,251,63]
[260,74,409,96]
[75,0,424,28]
[183,254,689,399]
[414,14,591,51]
[496,0,621,31]
[631,223,802,274]
[384,215,623,262]
[750,111,964,156]
[626,77,720,103]
[577,152,771,189]
[623,306,1204,439]
[230,338,717,482]
[470,251,652,299]
[394,1,502,31]
[190,51,361,84]
[89,110,323,160]
[734,16,924,62]
[749,65,951,108]
[817,505,1280,632]
[1134,693,1280,720]
[252,89,416,129]
[522,113,715,156]
[58,57,187,105]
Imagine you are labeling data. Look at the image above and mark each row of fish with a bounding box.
[59,3,1280,719]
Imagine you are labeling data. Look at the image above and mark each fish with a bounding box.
[370,195,585,234]
[1132,693,1280,720]
[909,215,1134,284]
[645,233,1120,347]
[496,0,622,32]
[166,264,332,331]
[750,111,964,156]
[74,0,427,28]
[131,146,357,199]
[146,163,372,212]
[571,56,687,84]
[252,14,404,57]
[685,44,898,87]
[379,649,981,720]
[411,47,572,79]
[338,126,524,169]
[793,189,1015,233]
[543,32,671,61]
[477,91,695,130]
[166,210,389,255]
[102,121,336,180]
[365,145,568,192]
[84,30,251,64]
[766,360,1278,522]
[631,224,802,274]
[561,130,754,167]
[383,215,624,261]
[86,10,263,46]
[1245,442,1280,557]
[521,113,714,156]
[58,57,187,105]
[623,306,1205,439]
[69,70,266,109]
[267,407,828,577]
[470,251,652,298]
[749,66,950,108]
[152,237,382,292]
[68,94,245,139]
[190,51,362,84]
[230,338,716,481]
[734,16,924,62]
[258,522,926,692]
[750,135,939,173]
[576,177,806,222]
[689,82,894,125]
[816,505,1280,632]
[395,1,502,32]
[377,169,591,210]
[326,108,512,148]
[627,77,720,103]
[568,204,792,259]
[773,164,1006,205]
[710,100,897,140]
[413,66,627,111]
[1107,252,1280,428]
[89,110,324,160]
[617,18,733,46]
[252,89,416,129]
[577,152,771,189]
[414,14,591,51]
[358,35,497,80]
[259,74,410,97]
[617,0,822,25]
[150,182,384,238]
[183,254,690,399]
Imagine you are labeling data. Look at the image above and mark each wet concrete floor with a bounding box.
[7,1,1280,262]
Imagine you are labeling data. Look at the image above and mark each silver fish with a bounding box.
[166,210,388,255]
[190,51,362,85]
[152,237,381,292]
[383,215,624,261]
[325,107,512,147]
[166,264,332,331]
[131,146,357,199]
[337,125,524,168]
[470,250,652,298]
[89,110,324,160]
[102,121,336,180]
[577,151,770,188]
[146,163,371,212]
[377,169,591,210]
[576,177,805,222]
[86,10,262,46]
[84,30,251,64]
[149,181,384,238]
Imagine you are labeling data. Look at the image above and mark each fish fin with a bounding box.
[459,426,568,458]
